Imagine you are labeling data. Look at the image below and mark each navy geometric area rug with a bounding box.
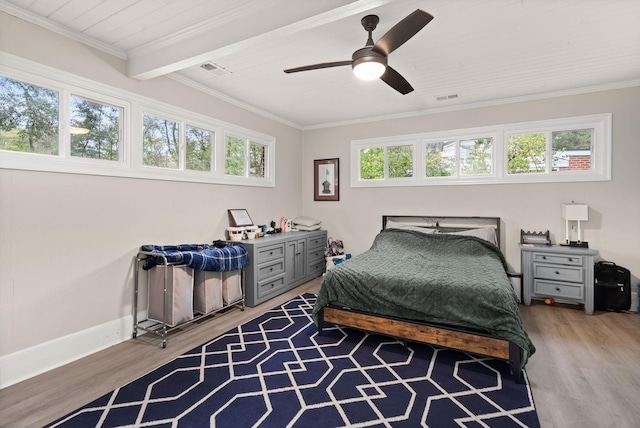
[47,294,539,427]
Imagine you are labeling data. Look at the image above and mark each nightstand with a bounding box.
[520,244,599,315]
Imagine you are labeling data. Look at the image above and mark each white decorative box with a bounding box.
[147,264,194,327]
[194,270,224,314]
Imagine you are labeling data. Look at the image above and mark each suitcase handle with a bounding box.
[596,261,617,267]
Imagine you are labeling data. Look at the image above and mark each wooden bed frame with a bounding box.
[316,215,524,383]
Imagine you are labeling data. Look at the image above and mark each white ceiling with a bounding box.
[1,0,639,129]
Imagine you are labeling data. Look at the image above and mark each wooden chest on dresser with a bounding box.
[241,230,327,307]
[520,244,599,314]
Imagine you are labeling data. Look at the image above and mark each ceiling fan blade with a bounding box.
[380,66,413,95]
[284,60,352,74]
[372,9,434,56]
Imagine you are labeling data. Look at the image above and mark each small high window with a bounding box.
[0,76,59,155]
[70,95,122,161]
[143,114,180,169]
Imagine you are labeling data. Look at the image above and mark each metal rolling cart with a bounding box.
[133,250,245,348]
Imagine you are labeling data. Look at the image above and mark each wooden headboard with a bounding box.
[382,215,501,250]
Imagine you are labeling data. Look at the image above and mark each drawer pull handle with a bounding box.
[542,256,547,260]
[269,267,273,271]
[568,257,573,262]
[555,287,560,292]
[269,251,273,255]
[555,271,560,275]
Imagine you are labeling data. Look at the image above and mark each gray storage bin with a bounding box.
[194,270,223,314]
[222,270,242,305]
[147,264,194,327]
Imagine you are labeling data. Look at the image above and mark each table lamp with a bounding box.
[561,203,589,247]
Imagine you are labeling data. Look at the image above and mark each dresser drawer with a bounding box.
[532,252,583,266]
[308,259,325,277]
[534,264,583,283]
[257,259,285,280]
[307,234,326,250]
[257,274,286,298]
[534,279,583,300]
[256,243,285,264]
[308,247,325,263]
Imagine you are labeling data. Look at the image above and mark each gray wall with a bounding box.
[302,87,640,283]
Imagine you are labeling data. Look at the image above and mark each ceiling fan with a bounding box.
[283,9,434,95]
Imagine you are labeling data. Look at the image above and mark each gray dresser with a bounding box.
[520,244,599,314]
[241,230,327,307]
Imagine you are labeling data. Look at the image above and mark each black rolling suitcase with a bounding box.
[594,261,631,311]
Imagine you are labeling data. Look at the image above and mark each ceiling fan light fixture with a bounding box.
[353,60,386,80]
[352,49,387,80]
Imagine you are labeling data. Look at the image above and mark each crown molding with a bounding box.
[0,1,127,60]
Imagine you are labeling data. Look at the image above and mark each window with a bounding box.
[388,145,413,178]
[0,76,59,155]
[507,128,594,175]
[552,129,592,172]
[143,114,180,169]
[425,141,455,177]
[224,135,270,179]
[351,114,610,187]
[507,133,546,174]
[185,125,213,172]
[359,147,384,180]
[0,54,276,187]
[70,95,122,161]
[460,138,492,176]
[424,138,494,177]
[249,142,266,178]
[225,135,246,176]
[358,143,414,181]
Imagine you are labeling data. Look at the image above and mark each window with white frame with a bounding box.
[358,142,415,181]
[0,54,275,187]
[70,95,122,161]
[0,75,60,155]
[351,114,611,187]
[224,134,269,179]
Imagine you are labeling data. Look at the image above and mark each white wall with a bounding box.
[302,87,640,286]
[0,12,304,388]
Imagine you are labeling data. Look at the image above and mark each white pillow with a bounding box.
[293,216,321,227]
[386,220,438,234]
[443,227,498,246]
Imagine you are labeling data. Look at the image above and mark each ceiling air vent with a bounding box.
[200,63,230,76]
[436,93,459,101]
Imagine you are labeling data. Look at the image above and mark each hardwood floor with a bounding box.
[1,279,639,427]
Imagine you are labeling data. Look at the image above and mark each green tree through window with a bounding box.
[70,96,121,161]
[186,126,213,171]
[143,114,180,168]
[507,133,546,174]
[0,76,59,155]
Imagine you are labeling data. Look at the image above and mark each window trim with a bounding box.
[0,52,276,187]
[351,114,611,187]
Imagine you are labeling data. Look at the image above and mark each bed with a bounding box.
[312,216,535,383]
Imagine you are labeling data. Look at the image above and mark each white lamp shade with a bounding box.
[353,61,386,80]
[561,203,589,221]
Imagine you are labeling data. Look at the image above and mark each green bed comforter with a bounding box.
[312,228,535,365]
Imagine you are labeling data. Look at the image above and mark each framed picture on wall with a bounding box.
[314,158,339,201]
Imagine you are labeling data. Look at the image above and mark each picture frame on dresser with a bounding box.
[314,158,339,201]
[228,209,253,227]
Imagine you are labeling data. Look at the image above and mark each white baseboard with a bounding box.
[0,314,138,389]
